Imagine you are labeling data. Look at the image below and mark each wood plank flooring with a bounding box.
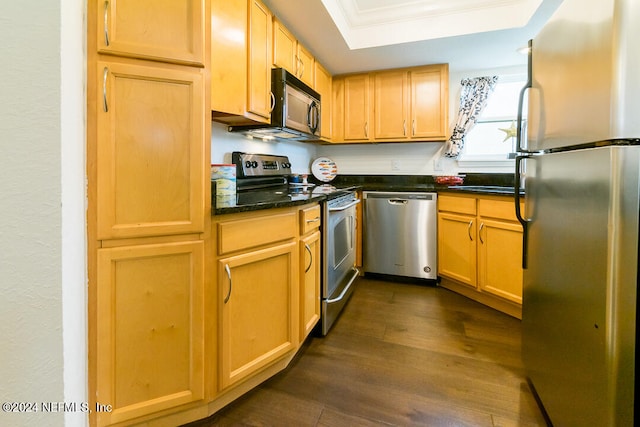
[187,277,547,426]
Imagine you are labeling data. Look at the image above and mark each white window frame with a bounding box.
[457,74,526,169]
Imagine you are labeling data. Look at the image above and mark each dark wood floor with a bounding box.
[189,277,547,426]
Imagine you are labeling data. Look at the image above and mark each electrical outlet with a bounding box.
[433,158,443,171]
[391,160,401,171]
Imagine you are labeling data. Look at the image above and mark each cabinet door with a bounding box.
[374,70,408,140]
[344,74,371,141]
[98,0,205,66]
[247,0,272,120]
[297,44,315,88]
[478,219,523,304]
[272,18,297,74]
[437,212,477,287]
[96,241,205,426]
[218,241,297,389]
[96,61,205,240]
[410,65,448,140]
[331,77,345,141]
[314,62,332,140]
[300,231,321,340]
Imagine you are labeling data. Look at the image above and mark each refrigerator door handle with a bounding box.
[516,39,533,154]
[515,154,533,269]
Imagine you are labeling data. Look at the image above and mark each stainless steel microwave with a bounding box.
[228,68,321,141]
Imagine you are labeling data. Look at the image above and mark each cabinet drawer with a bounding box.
[218,211,296,255]
[478,198,520,222]
[438,195,476,215]
[300,205,321,234]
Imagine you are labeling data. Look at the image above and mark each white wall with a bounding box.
[0,1,87,426]
[211,66,526,177]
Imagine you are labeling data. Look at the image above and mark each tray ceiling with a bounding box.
[322,0,544,49]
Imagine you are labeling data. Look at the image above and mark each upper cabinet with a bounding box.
[331,64,449,144]
[97,0,205,66]
[342,73,372,142]
[273,18,315,88]
[314,61,332,141]
[211,0,273,125]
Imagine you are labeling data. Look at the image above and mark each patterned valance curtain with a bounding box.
[444,76,499,158]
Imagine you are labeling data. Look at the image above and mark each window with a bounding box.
[460,75,527,161]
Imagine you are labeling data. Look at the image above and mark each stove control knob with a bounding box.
[245,160,252,168]
[282,162,291,169]
[251,161,259,168]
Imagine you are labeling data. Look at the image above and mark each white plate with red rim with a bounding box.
[311,157,338,182]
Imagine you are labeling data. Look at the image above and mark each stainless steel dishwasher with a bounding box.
[363,191,437,280]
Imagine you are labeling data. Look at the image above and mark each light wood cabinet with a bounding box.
[438,193,523,318]
[438,211,477,288]
[88,1,210,426]
[410,65,449,139]
[272,18,315,87]
[332,64,448,143]
[477,199,524,305]
[96,61,205,240]
[218,241,297,389]
[343,73,372,142]
[95,241,205,426]
[299,205,321,339]
[211,0,272,125]
[213,206,323,390]
[97,0,205,66]
[374,70,408,139]
[314,61,332,140]
[373,65,449,141]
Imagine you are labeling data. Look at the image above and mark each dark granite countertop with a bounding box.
[211,173,520,215]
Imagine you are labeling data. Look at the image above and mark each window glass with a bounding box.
[462,77,527,159]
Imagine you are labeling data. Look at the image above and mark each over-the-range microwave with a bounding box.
[229,68,321,141]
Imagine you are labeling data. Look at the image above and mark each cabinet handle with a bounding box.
[306,217,320,224]
[103,1,110,46]
[467,220,474,241]
[479,222,485,244]
[412,119,416,136]
[403,120,406,136]
[304,243,313,273]
[223,264,232,304]
[102,67,109,112]
[365,122,368,138]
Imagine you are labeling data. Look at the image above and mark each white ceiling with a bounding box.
[261,0,564,75]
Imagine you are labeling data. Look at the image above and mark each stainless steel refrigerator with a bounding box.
[515,0,640,425]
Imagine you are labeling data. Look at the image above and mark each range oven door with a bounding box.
[321,196,360,335]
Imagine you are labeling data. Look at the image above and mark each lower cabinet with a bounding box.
[217,241,298,389]
[212,203,321,394]
[95,240,205,426]
[438,193,523,318]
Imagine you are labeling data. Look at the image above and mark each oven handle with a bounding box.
[328,199,360,212]
[326,268,359,304]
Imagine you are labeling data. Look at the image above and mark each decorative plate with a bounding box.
[311,157,338,182]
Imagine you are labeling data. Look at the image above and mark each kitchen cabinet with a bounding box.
[343,73,372,142]
[332,64,448,143]
[96,61,205,240]
[214,208,301,390]
[299,205,321,339]
[314,61,332,141]
[95,241,205,426]
[97,0,205,66]
[438,193,523,318]
[373,65,449,141]
[373,70,408,139]
[273,18,315,88]
[211,0,273,125]
[88,1,210,426]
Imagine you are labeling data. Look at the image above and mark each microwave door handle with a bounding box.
[307,100,319,134]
